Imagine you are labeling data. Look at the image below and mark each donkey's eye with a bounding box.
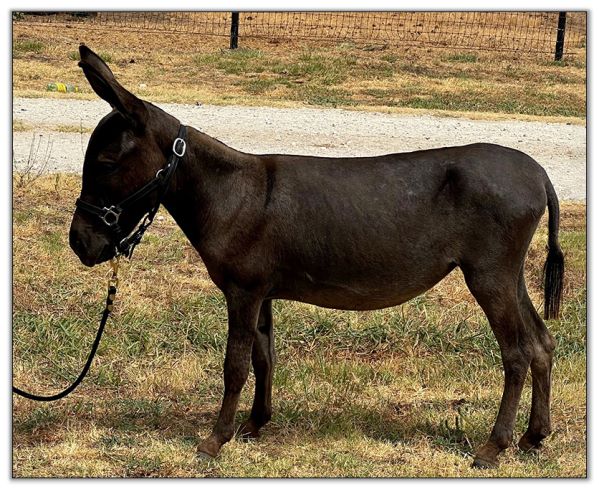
[96,159,120,175]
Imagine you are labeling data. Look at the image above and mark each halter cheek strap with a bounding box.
[75,125,187,259]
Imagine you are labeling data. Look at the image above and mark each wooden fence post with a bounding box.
[230,12,239,49]
[554,12,567,61]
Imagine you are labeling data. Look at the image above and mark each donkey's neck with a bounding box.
[161,124,263,256]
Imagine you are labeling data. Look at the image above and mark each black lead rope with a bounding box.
[13,262,119,402]
[13,126,187,402]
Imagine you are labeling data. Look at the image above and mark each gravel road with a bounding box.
[13,97,586,201]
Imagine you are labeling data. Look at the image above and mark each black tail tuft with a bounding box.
[543,246,564,320]
[543,179,564,320]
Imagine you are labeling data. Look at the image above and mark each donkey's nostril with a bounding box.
[69,228,83,253]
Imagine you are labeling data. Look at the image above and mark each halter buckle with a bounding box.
[172,138,186,157]
[100,206,121,227]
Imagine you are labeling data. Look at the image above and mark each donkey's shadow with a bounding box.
[13,395,488,460]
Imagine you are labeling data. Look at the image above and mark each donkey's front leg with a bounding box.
[197,289,263,459]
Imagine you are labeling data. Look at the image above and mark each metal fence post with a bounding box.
[230,12,239,49]
[554,12,567,61]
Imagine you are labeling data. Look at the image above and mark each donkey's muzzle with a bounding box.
[69,218,115,267]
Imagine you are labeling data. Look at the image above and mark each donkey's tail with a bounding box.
[543,179,564,320]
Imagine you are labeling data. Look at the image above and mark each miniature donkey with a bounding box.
[69,45,564,468]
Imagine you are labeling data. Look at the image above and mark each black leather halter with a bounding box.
[76,125,187,258]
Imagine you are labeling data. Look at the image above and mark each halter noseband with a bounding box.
[75,125,187,259]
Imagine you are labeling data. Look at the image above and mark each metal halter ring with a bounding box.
[100,206,121,227]
[172,137,186,158]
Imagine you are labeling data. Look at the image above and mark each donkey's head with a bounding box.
[69,45,178,266]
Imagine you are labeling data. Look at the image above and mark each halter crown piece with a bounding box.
[76,125,187,259]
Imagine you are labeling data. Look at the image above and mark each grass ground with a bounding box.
[12,175,586,477]
[12,19,586,122]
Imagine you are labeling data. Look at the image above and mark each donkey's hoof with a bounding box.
[196,449,215,461]
[238,420,261,441]
[518,435,543,453]
[197,438,220,460]
[472,442,502,469]
[471,457,499,469]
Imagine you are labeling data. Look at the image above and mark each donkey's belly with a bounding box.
[269,264,454,311]
[274,288,423,311]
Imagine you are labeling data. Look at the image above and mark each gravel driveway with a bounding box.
[13,98,586,201]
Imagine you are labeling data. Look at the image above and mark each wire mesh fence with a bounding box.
[14,11,586,59]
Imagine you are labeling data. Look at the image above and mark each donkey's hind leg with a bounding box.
[516,271,556,452]
[462,266,533,468]
[239,299,276,439]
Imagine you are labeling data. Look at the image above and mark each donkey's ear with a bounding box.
[78,44,146,128]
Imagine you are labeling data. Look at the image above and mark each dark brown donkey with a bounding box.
[69,45,564,469]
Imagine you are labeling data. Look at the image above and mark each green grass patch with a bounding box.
[360,88,399,102]
[13,39,44,57]
[194,48,263,75]
[404,91,585,118]
[239,78,282,95]
[99,52,113,63]
[294,85,356,107]
[444,53,478,63]
[548,59,586,69]
[560,230,586,271]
